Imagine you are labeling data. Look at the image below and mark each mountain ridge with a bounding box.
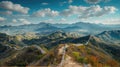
[0,22,120,35]
[0,30,120,67]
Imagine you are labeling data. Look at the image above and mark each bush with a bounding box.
[72,51,88,64]
[72,52,80,58]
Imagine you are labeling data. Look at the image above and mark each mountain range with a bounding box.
[0,22,120,36]
[0,30,120,67]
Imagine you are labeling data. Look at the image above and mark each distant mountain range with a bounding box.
[0,22,120,35]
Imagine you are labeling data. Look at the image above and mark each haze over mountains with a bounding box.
[0,22,120,35]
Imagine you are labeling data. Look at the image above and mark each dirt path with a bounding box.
[58,36,93,67]
[62,55,83,67]
[58,44,83,67]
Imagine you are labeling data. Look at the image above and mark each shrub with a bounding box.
[72,51,88,64]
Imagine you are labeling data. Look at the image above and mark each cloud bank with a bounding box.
[0,11,12,15]
[0,1,29,14]
[33,8,59,17]
[41,2,49,5]
[0,17,6,22]
[61,5,117,19]
[84,0,102,4]
[84,0,111,4]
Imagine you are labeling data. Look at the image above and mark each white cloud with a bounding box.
[44,19,54,23]
[68,0,73,4]
[60,1,67,6]
[42,18,67,24]
[99,18,120,24]
[33,8,59,17]
[84,0,101,4]
[60,5,117,19]
[78,16,120,24]
[0,11,12,15]
[12,19,17,23]
[79,5,117,19]
[0,17,6,22]
[59,18,66,22]
[106,19,120,24]
[11,18,30,24]
[41,2,48,5]
[60,0,72,6]
[18,19,31,24]
[0,1,29,14]
[60,5,87,16]
[104,6,117,13]
[84,0,111,4]
[104,0,111,3]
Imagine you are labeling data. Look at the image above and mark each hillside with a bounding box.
[97,30,120,44]
[0,30,120,67]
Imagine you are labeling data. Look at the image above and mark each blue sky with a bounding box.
[0,0,120,26]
